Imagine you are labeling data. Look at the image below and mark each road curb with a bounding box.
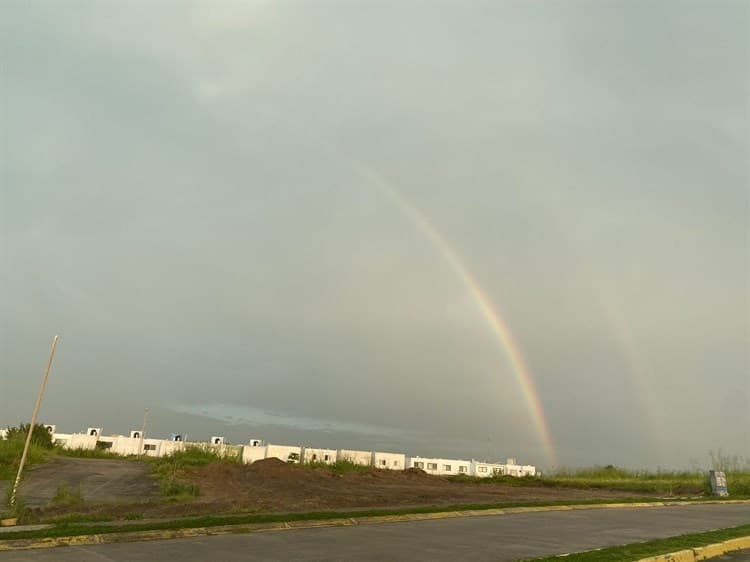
[0,500,749,552]
[636,535,750,561]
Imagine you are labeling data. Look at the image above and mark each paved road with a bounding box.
[717,551,750,560]
[17,458,158,507]
[2,503,749,561]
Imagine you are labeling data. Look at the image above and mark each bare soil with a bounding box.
[22,458,658,522]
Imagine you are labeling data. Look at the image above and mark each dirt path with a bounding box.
[18,457,159,507]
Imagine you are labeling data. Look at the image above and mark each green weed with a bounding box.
[50,483,84,507]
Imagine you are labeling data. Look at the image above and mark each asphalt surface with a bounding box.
[17,457,158,507]
[717,551,750,560]
[2,503,749,561]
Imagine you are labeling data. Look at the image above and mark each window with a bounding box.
[311,454,318,460]
[427,463,437,470]
[380,459,387,466]
[144,444,157,451]
[393,460,399,467]
[132,432,140,439]
[443,465,452,472]
[478,466,488,473]
[414,462,424,469]
[324,454,330,461]
[493,467,504,475]
[459,466,467,473]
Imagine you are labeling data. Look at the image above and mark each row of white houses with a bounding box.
[1,425,536,478]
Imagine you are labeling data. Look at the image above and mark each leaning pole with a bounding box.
[9,335,59,508]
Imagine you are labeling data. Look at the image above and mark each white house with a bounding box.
[242,441,267,464]
[57,432,98,450]
[265,444,302,464]
[337,449,372,466]
[371,451,406,470]
[470,460,507,477]
[407,456,470,476]
[302,447,337,465]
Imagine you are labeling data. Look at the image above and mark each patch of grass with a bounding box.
[541,466,750,496]
[0,439,52,481]
[159,478,199,500]
[525,522,750,561]
[55,447,132,460]
[50,483,84,507]
[324,460,377,474]
[444,465,750,496]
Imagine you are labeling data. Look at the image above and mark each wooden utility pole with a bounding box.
[10,335,59,508]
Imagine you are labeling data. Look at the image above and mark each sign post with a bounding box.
[709,470,729,497]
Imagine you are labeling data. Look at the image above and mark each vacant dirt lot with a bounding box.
[21,458,658,521]
[181,459,651,513]
[18,457,159,507]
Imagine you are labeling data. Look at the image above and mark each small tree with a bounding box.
[4,423,54,449]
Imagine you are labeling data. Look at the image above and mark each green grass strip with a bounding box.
[525,523,750,561]
[0,496,745,542]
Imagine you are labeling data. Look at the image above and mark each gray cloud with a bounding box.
[2,0,747,469]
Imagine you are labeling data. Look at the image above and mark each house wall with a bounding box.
[408,457,470,476]
[337,449,372,466]
[242,444,267,464]
[471,460,506,477]
[371,451,405,470]
[302,447,337,464]
[265,444,302,464]
[61,433,98,450]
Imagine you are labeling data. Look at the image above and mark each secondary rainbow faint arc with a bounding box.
[357,167,559,467]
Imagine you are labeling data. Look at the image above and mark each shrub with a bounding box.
[4,423,54,449]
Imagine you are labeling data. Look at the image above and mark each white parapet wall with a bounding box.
[408,457,471,476]
[265,444,302,464]
[337,449,373,466]
[242,443,267,464]
[302,447,337,465]
[372,451,406,470]
[59,433,99,451]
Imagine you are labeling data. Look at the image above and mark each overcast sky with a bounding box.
[1,0,748,469]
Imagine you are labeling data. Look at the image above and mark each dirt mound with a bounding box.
[174,461,648,515]
[246,457,289,473]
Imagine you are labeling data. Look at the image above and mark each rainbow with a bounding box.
[357,167,559,467]
[258,117,558,466]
